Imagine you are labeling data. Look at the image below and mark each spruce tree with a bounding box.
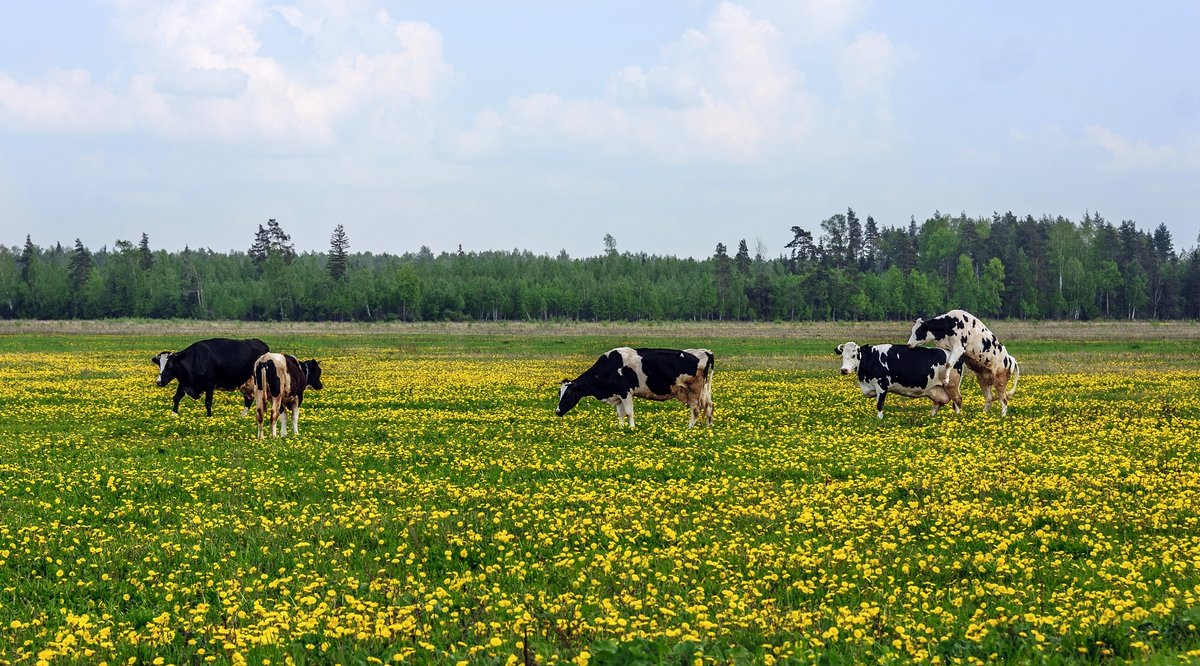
[138,233,154,270]
[19,235,35,283]
[735,240,751,277]
[68,239,93,290]
[328,224,350,282]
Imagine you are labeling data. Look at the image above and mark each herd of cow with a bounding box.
[150,308,1020,433]
[153,339,322,439]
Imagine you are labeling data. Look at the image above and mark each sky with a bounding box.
[1,1,1197,259]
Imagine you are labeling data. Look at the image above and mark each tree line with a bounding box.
[3,210,1199,322]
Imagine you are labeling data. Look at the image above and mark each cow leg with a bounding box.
[614,402,626,427]
[171,386,185,417]
[875,391,887,420]
[624,395,636,428]
[928,386,949,416]
[994,370,1010,416]
[291,404,300,435]
[981,382,994,413]
[256,406,265,439]
[204,388,215,417]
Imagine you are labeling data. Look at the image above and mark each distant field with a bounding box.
[1,322,1198,664]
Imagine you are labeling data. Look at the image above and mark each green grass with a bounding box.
[1,321,1199,664]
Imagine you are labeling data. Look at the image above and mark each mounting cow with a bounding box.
[557,347,714,428]
[907,309,1020,415]
[253,352,323,438]
[836,342,964,419]
[153,338,269,416]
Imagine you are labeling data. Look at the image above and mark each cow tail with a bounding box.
[703,351,715,422]
[1008,358,1020,399]
[254,361,268,414]
[264,362,281,399]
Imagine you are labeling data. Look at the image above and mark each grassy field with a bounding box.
[1,321,1199,665]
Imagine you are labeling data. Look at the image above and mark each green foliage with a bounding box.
[5,211,1199,321]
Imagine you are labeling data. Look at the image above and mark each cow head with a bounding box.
[836,342,861,376]
[556,379,584,417]
[153,351,177,386]
[907,316,956,348]
[302,360,324,389]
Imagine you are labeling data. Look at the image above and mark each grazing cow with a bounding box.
[153,338,269,416]
[253,353,323,439]
[836,342,964,419]
[906,309,1021,415]
[557,347,714,428]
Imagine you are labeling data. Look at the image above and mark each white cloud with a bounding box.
[1087,126,1175,171]
[837,31,896,101]
[470,2,813,164]
[747,0,869,43]
[0,0,453,146]
[0,69,128,132]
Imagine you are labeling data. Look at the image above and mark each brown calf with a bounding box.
[253,353,324,438]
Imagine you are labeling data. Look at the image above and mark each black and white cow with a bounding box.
[906,309,1020,415]
[836,342,964,419]
[153,338,269,417]
[253,352,323,438]
[556,347,714,428]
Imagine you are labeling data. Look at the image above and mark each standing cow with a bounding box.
[837,342,964,419]
[906,309,1020,415]
[556,347,714,428]
[253,353,324,438]
[153,338,269,416]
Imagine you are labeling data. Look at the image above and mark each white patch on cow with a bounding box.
[157,353,169,385]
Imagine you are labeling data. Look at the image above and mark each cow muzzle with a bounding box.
[840,368,850,375]
[156,377,168,387]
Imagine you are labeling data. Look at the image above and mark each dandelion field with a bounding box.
[2,323,1200,665]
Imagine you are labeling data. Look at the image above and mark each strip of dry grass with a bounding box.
[2,318,1198,341]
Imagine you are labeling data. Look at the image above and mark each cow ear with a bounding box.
[835,344,844,355]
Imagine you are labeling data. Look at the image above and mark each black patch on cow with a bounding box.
[301,360,323,389]
[256,359,281,398]
[557,350,633,415]
[917,316,957,342]
[157,337,270,415]
[858,345,953,390]
[637,348,701,396]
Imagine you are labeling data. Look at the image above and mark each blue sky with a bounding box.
[1,1,1197,258]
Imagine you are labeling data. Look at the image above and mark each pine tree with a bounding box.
[19,235,35,283]
[68,239,93,290]
[328,224,350,282]
[735,239,751,277]
[863,216,879,270]
[249,225,270,268]
[266,219,296,263]
[138,233,154,270]
[846,208,862,268]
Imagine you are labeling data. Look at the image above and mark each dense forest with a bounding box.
[4,211,1200,322]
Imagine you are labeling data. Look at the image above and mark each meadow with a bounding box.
[1,321,1199,665]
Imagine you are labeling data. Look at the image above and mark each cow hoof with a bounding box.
[169,412,179,418]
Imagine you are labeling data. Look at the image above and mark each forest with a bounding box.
[3,210,1199,322]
